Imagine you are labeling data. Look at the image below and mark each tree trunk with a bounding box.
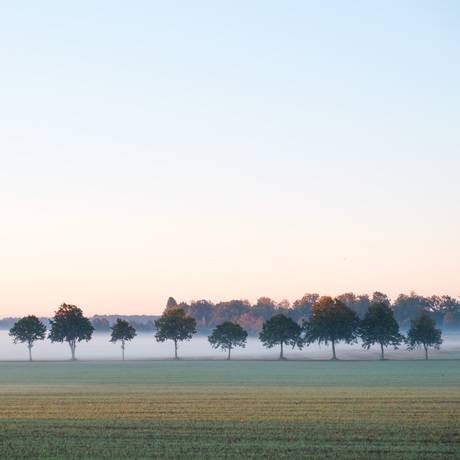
[332,341,336,360]
[69,341,76,360]
[280,342,284,359]
[28,344,32,361]
[424,344,428,360]
[174,339,178,359]
[122,341,125,361]
[227,346,231,360]
[380,342,385,360]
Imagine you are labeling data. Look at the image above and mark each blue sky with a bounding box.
[1,1,459,316]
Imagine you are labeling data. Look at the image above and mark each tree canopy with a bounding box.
[110,318,137,360]
[359,303,404,360]
[48,303,94,360]
[406,310,443,360]
[9,315,47,361]
[336,292,371,319]
[392,293,431,327]
[303,297,359,359]
[208,321,248,359]
[139,292,460,335]
[154,308,197,359]
[166,297,178,310]
[259,314,302,359]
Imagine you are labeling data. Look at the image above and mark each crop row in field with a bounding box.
[0,361,458,458]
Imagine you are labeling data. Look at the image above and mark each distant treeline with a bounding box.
[166,292,460,334]
[90,315,158,333]
[1,291,459,334]
[0,315,158,332]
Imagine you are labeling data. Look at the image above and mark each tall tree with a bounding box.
[92,317,111,332]
[303,297,359,360]
[49,303,94,360]
[237,313,265,334]
[252,297,277,320]
[9,315,47,361]
[359,303,404,360]
[392,292,431,327]
[430,295,460,326]
[110,318,137,361]
[291,293,320,322]
[166,297,178,310]
[188,300,214,326]
[407,310,443,360]
[336,293,371,319]
[276,299,291,316]
[208,321,248,360]
[212,299,251,325]
[154,308,197,359]
[259,314,302,359]
[371,291,391,307]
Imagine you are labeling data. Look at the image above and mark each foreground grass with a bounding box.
[0,361,459,459]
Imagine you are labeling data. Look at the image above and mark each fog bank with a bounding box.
[1,331,460,361]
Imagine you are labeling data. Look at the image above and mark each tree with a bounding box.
[259,314,302,359]
[154,308,197,359]
[276,299,291,316]
[237,313,265,334]
[392,292,431,327]
[110,318,137,361]
[430,295,460,326]
[252,297,277,320]
[91,317,111,332]
[49,303,94,360]
[291,293,320,322]
[9,315,47,361]
[336,292,371,319]
[371,291,391,307]
[166,297,178,310]
[208,321,248,360]
[212,299,251,325]
[359,303,404,360]
[406,310,443,360]
[188,299,214,327]
[303,297,359,360]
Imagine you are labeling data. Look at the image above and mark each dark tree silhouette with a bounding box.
[252,297,277,321]
[212,300,251,325]
[9,315,47,361]
[407,310,442,360]
[303,297,359,360]
[336,292,371,319]
[259,314,302,359]
[208,321,248,359]
[290,293,320,322]
[92,317,111,332]
[359,303,404,360]
[49,303,94,360]
[110,318,137,361]
[187,299,214,326]
[154,308,196,359]
[166,297,178,310]
[392,292,431,327]
[371,291,391,307]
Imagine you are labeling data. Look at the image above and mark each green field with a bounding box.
[0,361,459,459]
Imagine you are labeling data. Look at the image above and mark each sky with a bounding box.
[1,1,459,317]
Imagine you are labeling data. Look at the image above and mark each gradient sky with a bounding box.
[1,1,459,317]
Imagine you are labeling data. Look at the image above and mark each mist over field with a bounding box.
[1,331,459,362]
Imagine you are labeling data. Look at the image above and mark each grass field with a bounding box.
[0,360,459,459]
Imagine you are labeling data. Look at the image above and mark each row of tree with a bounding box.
[2,291,458,335]
[9,299,443,361]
